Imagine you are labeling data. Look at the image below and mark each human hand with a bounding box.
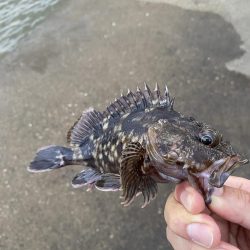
[164,176,250,250]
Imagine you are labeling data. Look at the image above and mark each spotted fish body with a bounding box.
[28,84,248,207]
[92,96,175,173]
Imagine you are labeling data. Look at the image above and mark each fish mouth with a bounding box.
[208,155,249,187]
[147,126,249,187]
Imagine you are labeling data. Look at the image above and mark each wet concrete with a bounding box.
[144,0,250,77]
[0,0,250,250]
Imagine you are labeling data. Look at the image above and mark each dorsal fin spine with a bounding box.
[107,106,115,118]
[119,95,130,110]
[127,90,137,109]
[123,95,133,111]
[115,98,126,113]
[110,102,121,117]
[164,84,170,105]
[136,87,147,108]
[169,97,175,110]
[154,83,161,105]
[144,83,153,106]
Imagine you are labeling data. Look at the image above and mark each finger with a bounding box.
[165,193,221,248]
[174,181,206,214]
[210,184,250,230]
[225,176,250,192]
[167,226,240,250]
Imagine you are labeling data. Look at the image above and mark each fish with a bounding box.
[28,83,249,207]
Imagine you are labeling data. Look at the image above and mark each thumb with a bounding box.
[210,184,250,230]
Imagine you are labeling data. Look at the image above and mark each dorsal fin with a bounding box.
[67,108,103,145]
[67,84,173,143]
[104,83,173,118]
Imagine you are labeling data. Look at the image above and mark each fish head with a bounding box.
[146,117,248,187]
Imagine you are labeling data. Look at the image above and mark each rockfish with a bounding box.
[28,84,248,207]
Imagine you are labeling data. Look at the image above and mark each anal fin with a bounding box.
[72,168,121,192]
[95,173,121,191]
[72,167,102,188]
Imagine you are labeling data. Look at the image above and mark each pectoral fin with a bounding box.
[121,142,158,208]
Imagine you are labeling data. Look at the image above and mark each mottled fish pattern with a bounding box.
[28,84,248,207]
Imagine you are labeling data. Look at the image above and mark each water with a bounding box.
[0,0,60,56]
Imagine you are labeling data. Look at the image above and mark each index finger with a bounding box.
[174,181,205,214]
[210,183,250,230]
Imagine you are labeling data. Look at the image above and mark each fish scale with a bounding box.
[28,83,248,207]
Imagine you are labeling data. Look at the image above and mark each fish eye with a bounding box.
[200,134,213,145]
[198,130,220,147]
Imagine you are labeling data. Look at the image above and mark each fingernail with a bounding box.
[180,190,192,211]
[213,187,224,197]
[187,223,214,248]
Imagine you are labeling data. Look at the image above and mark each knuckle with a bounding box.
[166,226,171,241]
[167,212,181,232]
[164,193,174,222]
[164,193,187,232]
[166,227,176,248]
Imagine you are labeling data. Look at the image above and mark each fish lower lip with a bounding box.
[222,155,242,172]
[228,156,249,169]
[217,155,248,174]
[239,159,249,165]
[208,155,248,187]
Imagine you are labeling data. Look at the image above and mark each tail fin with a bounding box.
[28,145,73,172]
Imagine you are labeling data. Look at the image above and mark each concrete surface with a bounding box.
[0,0,250,250]
[143,0,250,78]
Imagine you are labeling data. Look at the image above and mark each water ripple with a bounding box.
[0,0,60,56]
